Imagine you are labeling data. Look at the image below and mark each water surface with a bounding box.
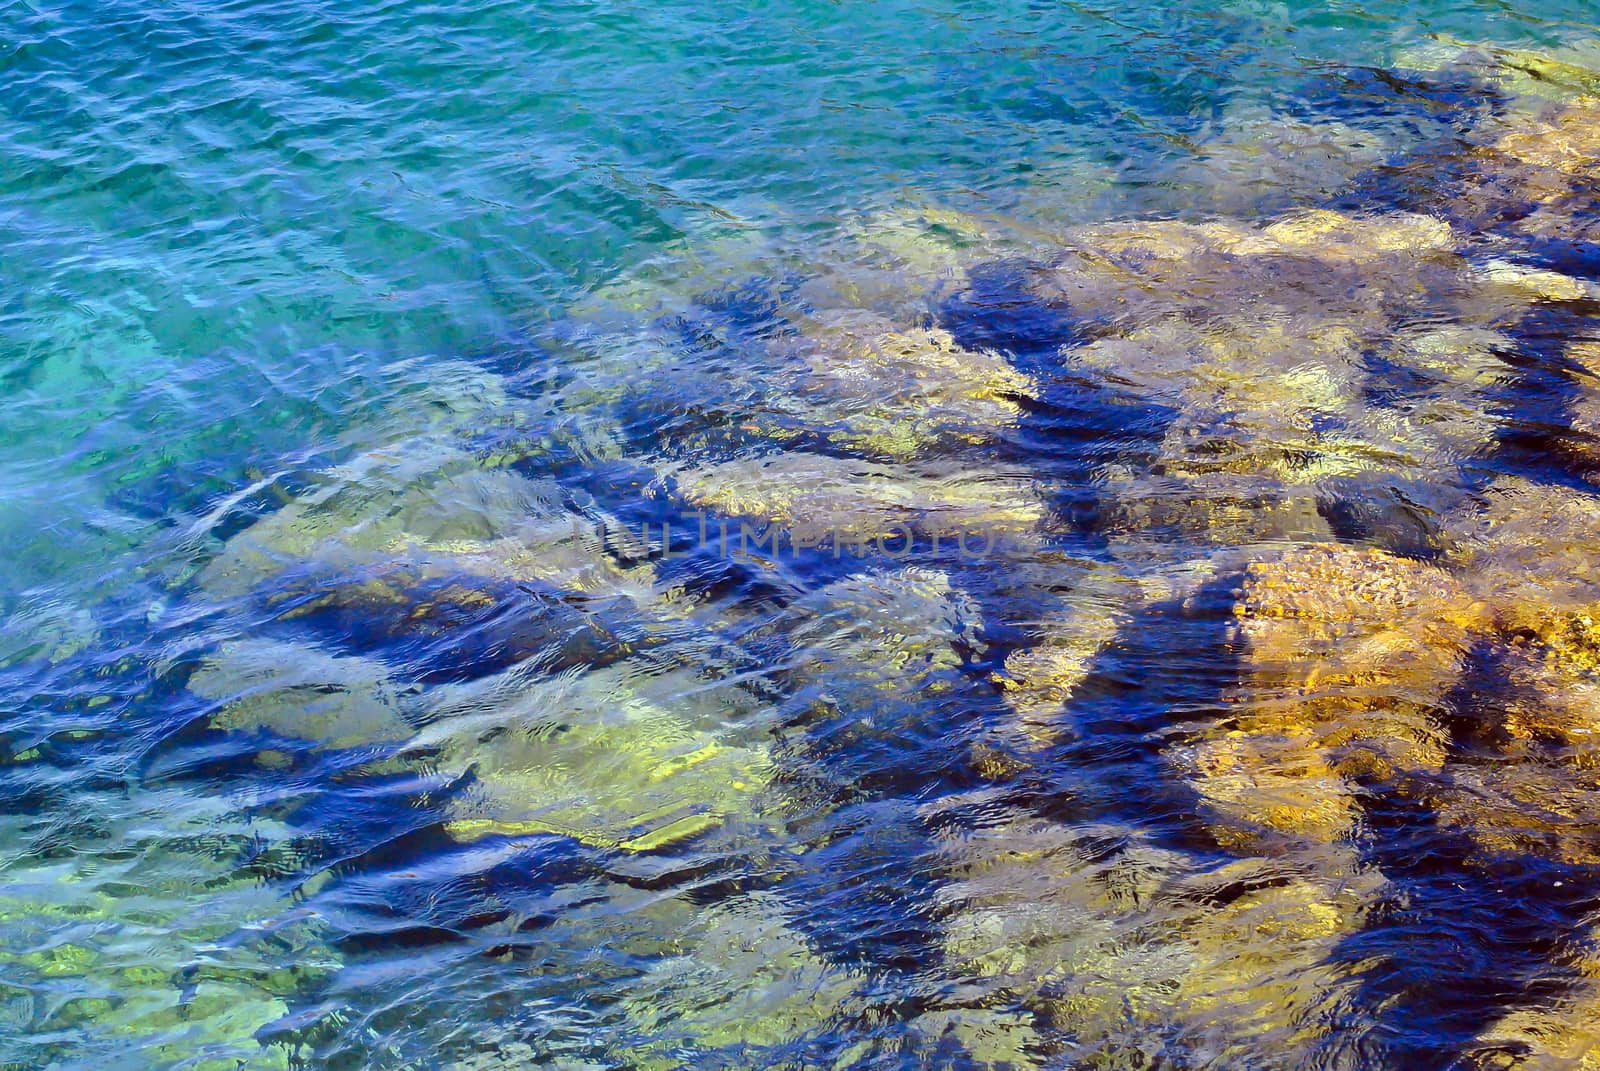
[8,1,1600,1068]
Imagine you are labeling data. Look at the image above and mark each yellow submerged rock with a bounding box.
[1093,471,1340,551]
[1493,606,1600,748]
[425,666,774,853]
[931,810,1191,1050]
[929,806,1382,1068]
[1365,327,1514,464]
[1385,325,1517,389]
[1472,941,1600,1070]
[670,451,1046,549]
[1350,329,1510,467]
[993,568,1144,743]
[1434,758,1600,867]
[833,203,1020,286]
[620,892,864,1061]
[0,790,337,1071]
[1493,96,1600,175]
[1130,860,1384,1067]
[1048,312,1459,518]
[1245,208,1457,259]
[1074,313,1474,551]
[1425,480,1600,864]
[199,439,707,673]
[1073,315,1367,412]
[787,309,1036,460]
[1397,36,1600,104]
[1183,730,1364,848]
[781,201,1050,324]
[1043,207,1459,338]
[189,639,414,750]
[1185,545,1486,848]
[1475,259,1599,304]
[197,442,542,599]
[1441,617,1600,865]
[1403,85,1600,253]
[774,566,978,687]
[1444,478,1600,610]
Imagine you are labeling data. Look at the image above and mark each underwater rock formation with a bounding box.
[263,562,641,684]
[426,664,775,852]
[1135,544,1480,853]
[997,208,1462,346]
[780,310,1036,461]
[0,788,335,1070]
[1469,954,1600,1070]
[670,451,1046,550]
[927,803,1383,1069]
[992,566,1142,745]
[620,892,866,1064]
[1157,105,1394,217]
[191,638,413,750]
[142,35,1600,1070]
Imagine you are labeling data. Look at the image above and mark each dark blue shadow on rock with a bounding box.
[259,565,639,685]
[1293,63,1504,136]
[936,258,1093,363]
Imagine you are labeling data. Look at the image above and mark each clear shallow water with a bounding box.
[10,1,1600,1068]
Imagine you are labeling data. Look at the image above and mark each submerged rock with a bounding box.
[419,665,775,853]
[1071,311,1491,553]
[1474,259,1600,304]
[198,439,720,690]
[1415,72,1600,248]
[821,204,1029,305]
[1364,325,1513,468]
[928,805,1382,1068]
[995,614,1131,743]
[1181,545,1486,848]
[990,563,1154,744]
[1433,758,1600,867]
[1119,859,1382,1068]
[669,451,1046,552]
[1071,315,1367,420]
[1469,950,1600,1070]
[1158,105,1393,217]
[189,639,413,749]
[744,565,995,794]
[620,892,864,1063]
[1396,36,1600,105]
[1443,478,1600,610]
[931,811,1190,1066]
[1092,471,1339,550]
[1496,607,1600,746]
[768,566,980,686]
[0,791,336,1070]
[1242,207,1457,259]
[1491,95,1600,176]
[197,443,559,599]
[1022,208,1461,341]
[782,309,1035,461]
[1424,482,1600,864]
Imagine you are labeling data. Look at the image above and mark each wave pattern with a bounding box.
[10,3,1600,1070]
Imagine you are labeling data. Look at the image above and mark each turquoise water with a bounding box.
[9,0,1600,1067]
[4,0,1591,590]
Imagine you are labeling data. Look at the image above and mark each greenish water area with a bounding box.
[14,0,1600,1067]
